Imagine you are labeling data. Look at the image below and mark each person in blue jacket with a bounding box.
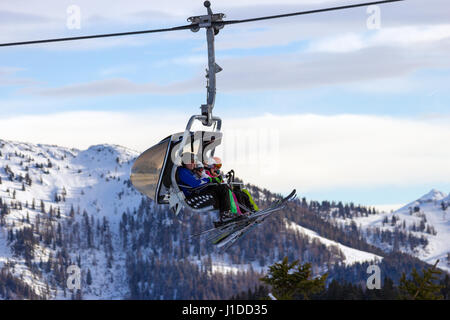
[177,153,231,214]
[177,159,210,195]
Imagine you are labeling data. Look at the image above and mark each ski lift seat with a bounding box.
[174,169,217,209]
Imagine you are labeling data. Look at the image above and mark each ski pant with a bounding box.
[188,184,231,212]
[233,189,256,213]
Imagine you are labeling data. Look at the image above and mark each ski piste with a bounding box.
[191,189,296,249]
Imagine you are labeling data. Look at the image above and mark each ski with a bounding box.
[211,207,282,245]
[212,189,297,247]
[214,189,297,231]
[217,219,261,252]
[188,189,296,245]
[209,217,254,244]
[217,210,279,251]
[216,203,286,249]
[189,214,247,239]
[195,195,288,241]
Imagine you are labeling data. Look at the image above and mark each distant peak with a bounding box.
[87,144,123,152]
[76,143,139,166]
[85,144,137,155]
[417,189,447,202]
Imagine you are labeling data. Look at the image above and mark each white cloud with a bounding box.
[99,64,138,76]
[1,111,450,195]
[308,33,364,53]
[309,24,450,53]
[0,66,39,87]
[218,114,450,193]
[24,35,450,97]
[0,111,186,151]
[28,77,203,97]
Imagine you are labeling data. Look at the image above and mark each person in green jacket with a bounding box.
[205,157,259,214]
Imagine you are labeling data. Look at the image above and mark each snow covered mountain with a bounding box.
[0,138,447,299]
[415,189,447,203]
[390,189,450,271]
[329,189,450,273]
[0,140,141,299]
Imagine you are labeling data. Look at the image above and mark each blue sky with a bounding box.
[1,0,450,207]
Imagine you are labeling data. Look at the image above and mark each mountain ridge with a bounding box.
[0,138,448,299]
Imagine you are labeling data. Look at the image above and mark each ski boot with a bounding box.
[213,211,244,228]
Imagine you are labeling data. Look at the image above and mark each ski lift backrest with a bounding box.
[130,136,172,202]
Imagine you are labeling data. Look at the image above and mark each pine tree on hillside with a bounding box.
[380,277,398,300]
[69,204,75,218]
[86,269,93,286]
[40,200,45,214]
[398,260,444,300]
[441,274,450,300]
[260,257,327,300]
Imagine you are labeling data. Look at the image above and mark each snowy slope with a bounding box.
[394,190,450,271]
[349,189,450,272]
[0,140,142,299]
[0,223,12,268]
[285,220,382,266]
[415,189,447,203]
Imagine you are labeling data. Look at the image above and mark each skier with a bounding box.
[205,156,223,182]
[193,161,210,180]
[204,156,244,216]
[177,153,236,219]
[206,157,258,214]
[177,153,213,195]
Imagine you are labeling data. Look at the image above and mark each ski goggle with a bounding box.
[214,163,222,169]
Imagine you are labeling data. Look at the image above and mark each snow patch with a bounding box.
[285,220,382,266]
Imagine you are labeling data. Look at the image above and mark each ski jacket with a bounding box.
[205,169,223,183]
[177,167,211,196]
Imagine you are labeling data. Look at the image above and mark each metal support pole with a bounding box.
[189,1,224,127]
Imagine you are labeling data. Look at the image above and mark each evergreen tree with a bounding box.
[380,277,398,300]
[440,274,449,300]
[260,257,327,300]
[69,204,75,218]
[86,269,93,286]
[398,260,444,300]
